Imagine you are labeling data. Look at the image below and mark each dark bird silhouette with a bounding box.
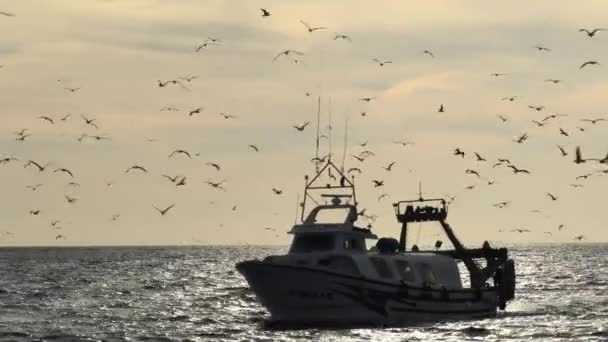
[0,11,15,17]
[293,121,310,131]
[438,104,444,113]
[474,152,486,162]
[54,168,74,178]
[383,161,396,171]
[491,73,508,77]
[206,162,221,171]
[493,201,510,208]
[507,165,530,174]
[194,43,210,52]
[169,149,191,158]
[378,194,389,201]
[576,173,593,180]
[511,229,530,233]
[546,193,558,201]
[497,115,509,123]
[372,180,384,187]
[0,156,18,164]
[65,195,77,204]
[351,154,366,162]
[29,210,41,216]
[574,235,584,241]
[14,132,32,142]
[347,167,362,175]
[393,140,414,147]
[501,96,518,101]
[60,114,72,122]
[372,58,392,67]
[24,160,49,172]
[570,183,584,188]
[161,106,179,112]
[453,148,465,158]
[542,113,567,122]
[557,145,568,157]
[39,116,54,124]
[125,165,148,173]
[466,169,480,177]
[334,34,351,41]
[528,105,544,112]
[248,144,259,152]
[273,50,304,61]
[579,28,606,37]
[532,120,547,127]
[465,185,476,190]
[179,76,198,82]
[544,79,562,84]
[359,97,375,102]
[64,87,80,93]
[534,45,551,51]
[81,115,98,129]
[559,128,569,137]
[580,61,599,69]
[581,118,606,124]
[162,174,180,183]
[188,107,202,116]
[558,224,565,231]
[26,184,43,191]
[219,112,236,119]
[176,177,187,186]
[154,204,175,216]
[205,180,227,191]
[272,188,283,195]
[423,50,435,58]
[300,20,327,33]
[260,8,271,17]
[514,133,529,144]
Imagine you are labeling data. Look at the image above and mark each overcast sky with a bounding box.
[1,0,607,247]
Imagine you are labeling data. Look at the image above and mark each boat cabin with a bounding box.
[288,203,377,254]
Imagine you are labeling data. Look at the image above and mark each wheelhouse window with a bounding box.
[290,234,335,253]
[317,255,361,275]
[370,257,394,278]
[343,238,366,252]
[395,260,416,282]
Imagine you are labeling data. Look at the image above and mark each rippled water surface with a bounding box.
[0,245,607,341]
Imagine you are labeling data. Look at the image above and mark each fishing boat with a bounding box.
[236,160,516,325]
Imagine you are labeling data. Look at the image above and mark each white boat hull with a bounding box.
[237,261,499,324]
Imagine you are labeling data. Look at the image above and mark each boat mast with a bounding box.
[315,96,321,172]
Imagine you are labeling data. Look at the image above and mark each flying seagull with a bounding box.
[154,204,175,216]
[580,61,599,69]
[579,28,606,37]
[334,33,351,41]
[372,58,392,67]
[125,165,148,173]
[293,121,310,131]
[273,50,304,61]
[53,168,74,178]
[24,160,49,172]
[260,8,271,17]
[169,149,192,158]
[300,20,327,33]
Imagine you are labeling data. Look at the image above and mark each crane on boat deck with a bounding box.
[393,199,509,289]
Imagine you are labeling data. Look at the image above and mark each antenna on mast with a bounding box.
[327,96,332,162]
[315,96,321,172]
[341,116,349,172]
[294,194,300,225]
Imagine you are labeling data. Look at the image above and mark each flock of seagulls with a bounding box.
[1,5,606,245]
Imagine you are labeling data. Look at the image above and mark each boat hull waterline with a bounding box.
[237,260,499,324]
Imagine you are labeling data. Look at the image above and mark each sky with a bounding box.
[0,0,607,246]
